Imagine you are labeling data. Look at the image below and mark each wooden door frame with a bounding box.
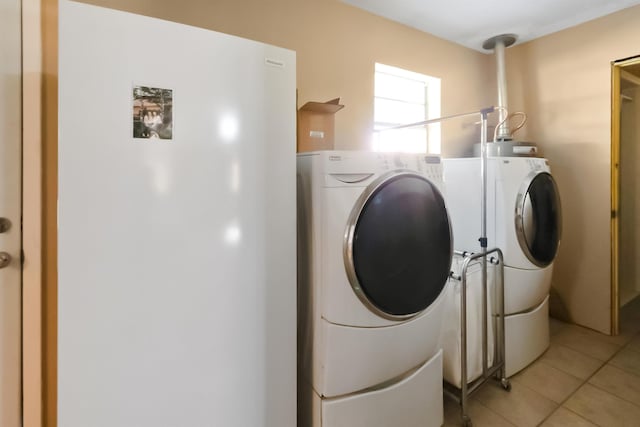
[21,0,48,426]
[611,62,620,335]
[611,56,640,335]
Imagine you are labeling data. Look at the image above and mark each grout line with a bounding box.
[502,382,561,426]
[470,397,517,426]
[540,342,602,379]
[535,310,640,425]
[588,380,640,410]
[584,331,640,409]
[535,326,639,426]
[449,320,640,426]
[559,406,602,427]
[625,345,640,355]
[444,381,517,426]
[549,334,622,363]
[533,322,628,426]
[534,358,584,382]
[553,320,640,349]
[475,371,560,426]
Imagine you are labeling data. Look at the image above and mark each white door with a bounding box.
[0,0,22,425]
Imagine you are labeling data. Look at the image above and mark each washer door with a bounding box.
[515,171,562,267]
[344,171,452,320]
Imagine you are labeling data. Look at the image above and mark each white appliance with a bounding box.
[443,157,561,377]
[58,2,296,426]
[297,151,452,427]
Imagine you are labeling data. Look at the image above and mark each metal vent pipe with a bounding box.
[483,34,517,141]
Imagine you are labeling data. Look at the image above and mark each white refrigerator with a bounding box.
[58,2,296,426]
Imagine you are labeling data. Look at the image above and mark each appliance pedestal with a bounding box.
[503,296,550,377]
[301,350,443,427]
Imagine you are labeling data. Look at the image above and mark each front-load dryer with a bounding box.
[297,151,452,427]
[442,157,561,376]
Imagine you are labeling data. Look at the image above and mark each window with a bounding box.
[373,63,441,154]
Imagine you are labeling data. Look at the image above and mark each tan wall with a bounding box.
[77,0,495,156]
[506,5,640,334]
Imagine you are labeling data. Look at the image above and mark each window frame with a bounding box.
[373,63,441,154]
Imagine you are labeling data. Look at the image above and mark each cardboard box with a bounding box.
[297,98,344,152]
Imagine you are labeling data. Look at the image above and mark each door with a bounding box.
[0,0,22,425]
[344,171,452,320]
[619,77,640,307]
[611,57,640,334]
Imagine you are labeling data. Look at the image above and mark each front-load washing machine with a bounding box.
[297,151,453,427]
[442,157,561,377]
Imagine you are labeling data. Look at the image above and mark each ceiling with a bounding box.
[341,0,640,52]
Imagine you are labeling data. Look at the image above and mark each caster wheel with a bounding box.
[501,379,512,391]
[462,415,473,427]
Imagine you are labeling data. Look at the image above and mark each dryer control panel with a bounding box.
[416,156,444,193]
[526,157,550,173]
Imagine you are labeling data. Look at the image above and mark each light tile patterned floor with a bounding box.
[443,297,640,426]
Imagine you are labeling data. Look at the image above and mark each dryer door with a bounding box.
[515,171,562,267]
[344,171,452,320]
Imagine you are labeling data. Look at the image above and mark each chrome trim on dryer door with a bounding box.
[343,170,453,321]
[522,192,536,247]
[514,171,562,267]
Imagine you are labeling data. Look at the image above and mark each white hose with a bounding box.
[493,111,527,141]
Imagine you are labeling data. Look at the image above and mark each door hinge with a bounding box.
[612,210,617,219]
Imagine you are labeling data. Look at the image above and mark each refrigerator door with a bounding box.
[58,2,296,426]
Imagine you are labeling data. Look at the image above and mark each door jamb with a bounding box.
[611,56,640,335]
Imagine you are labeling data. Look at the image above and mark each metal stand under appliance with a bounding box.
[447,249,510,427]
[376,106,510,427]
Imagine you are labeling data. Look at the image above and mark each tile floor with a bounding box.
[443,297,640,426]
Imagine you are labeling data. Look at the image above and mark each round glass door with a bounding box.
[344,171,452,320]
[515,172,562,267]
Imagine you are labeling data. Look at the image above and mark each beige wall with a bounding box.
[78,0,495,156]
[506,5,640,334]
